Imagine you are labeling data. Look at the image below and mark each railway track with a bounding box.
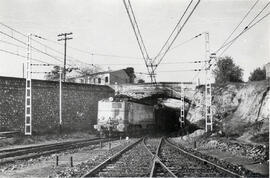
[81,137,243,177]
[144,137,241,177]
[144,138,176,177]
[47,135,266,178]
[82,138,154,177]
[143,137,160,155]
[0,137,112,164]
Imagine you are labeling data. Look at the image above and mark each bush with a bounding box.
[248,67,266,81]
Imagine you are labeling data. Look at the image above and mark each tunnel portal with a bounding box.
[154,106,180,133]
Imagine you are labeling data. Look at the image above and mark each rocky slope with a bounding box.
[186,80,269,144]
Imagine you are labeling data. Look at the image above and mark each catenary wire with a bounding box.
[191,2,270,84]
[0,48,59,65]
[0,30,65,64]
[217,0,260,53]
[215,1,270,54]
[153,0,201,70]
[153,0,194,63]
[218,11,270,57]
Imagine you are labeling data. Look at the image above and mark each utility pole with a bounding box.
[59,68,62,133]
[204,32,213,132]
[57,32,72,82]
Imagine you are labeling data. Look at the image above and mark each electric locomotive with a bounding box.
[94,98,155,136]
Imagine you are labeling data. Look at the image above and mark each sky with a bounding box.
[0,0,269,83]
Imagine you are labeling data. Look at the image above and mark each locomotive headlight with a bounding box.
[99,116,105,121]
[94,124,101,130]
[117,124,125,132]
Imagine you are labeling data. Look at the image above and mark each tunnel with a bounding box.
[153,102,199,135]
[154,106,180,133]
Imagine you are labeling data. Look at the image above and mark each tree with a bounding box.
[45,66,62,81]
[137,79,145,83]
[77,65,101,76]
[249,67,266,81]
[78,66,101,76]
[213,56,243,84]
[124,67,136,83]
[45,65,101,82]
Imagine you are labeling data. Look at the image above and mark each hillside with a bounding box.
[187,80,269,144]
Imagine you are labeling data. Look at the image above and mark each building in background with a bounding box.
[72,69,134,85]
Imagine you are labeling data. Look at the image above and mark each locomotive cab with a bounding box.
[94,99,155,137]
[94,100,128,136]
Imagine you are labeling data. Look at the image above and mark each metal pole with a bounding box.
[179,83,185,127]
[70,156,73,167]
[109,117,111,139]
[56,155,59,166]
[204,32,213,132]
[22,63,25,78]
[59,68,62,132]
[25,34,32,135]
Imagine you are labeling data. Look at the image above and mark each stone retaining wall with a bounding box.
[0,76,114,134]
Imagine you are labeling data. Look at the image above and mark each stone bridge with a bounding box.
[110,82,197,105]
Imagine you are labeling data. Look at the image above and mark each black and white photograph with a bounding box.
[0,0,269,177]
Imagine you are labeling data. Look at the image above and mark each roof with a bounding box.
[69,69,127,79]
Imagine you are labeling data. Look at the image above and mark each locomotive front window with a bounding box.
[112,103,122,108]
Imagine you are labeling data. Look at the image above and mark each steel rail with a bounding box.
[0,138,100,154]
[151,159,177,178]
[143,137,157,177]
[81,138,143,177]
[0,138,113,164]
[151,138,177,178]
[142,137,154,156]
[143,137,177,178]
[155,137,163,156]
[0,145,85,164]
[165,138,242,177]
